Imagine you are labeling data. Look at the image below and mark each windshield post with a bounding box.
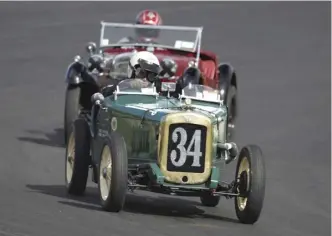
[100,21,105,47]
[195,27,203,67]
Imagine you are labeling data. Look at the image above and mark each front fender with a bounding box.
[218,63,235,84]
[90,104,100,138]
[65,61,84,85]
[65,61,98,86]
[218,63,237,100]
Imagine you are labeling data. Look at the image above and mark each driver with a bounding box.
[99,51,161,96]
[123,50,162,90]
[118,10,163,44]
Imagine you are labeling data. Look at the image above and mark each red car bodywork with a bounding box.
[102,47,219,88]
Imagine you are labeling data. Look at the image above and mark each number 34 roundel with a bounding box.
[166,124,207,173]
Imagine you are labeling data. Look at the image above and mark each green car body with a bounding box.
[91,90,228,190]
[65,81,266,224]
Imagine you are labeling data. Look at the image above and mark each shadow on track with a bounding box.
[17,128,65,148]
[26,184,239,223]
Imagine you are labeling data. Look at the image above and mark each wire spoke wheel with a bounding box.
[65,133,75,184]
[65,118,90,195]
[236,156,250,211]
[234,145,266,224]
[98,133,128,212]
[99,145,113,201]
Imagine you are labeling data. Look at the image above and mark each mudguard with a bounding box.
[218,63,236,85]
[218,63,237,100]
[90,104,98,138]
[65,61,98,86]
[65,61,84,85]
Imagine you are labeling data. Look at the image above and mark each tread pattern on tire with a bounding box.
[235,145,266,224]
[67,118,90,195]
[64,86,81,144]
[99,132,128,212]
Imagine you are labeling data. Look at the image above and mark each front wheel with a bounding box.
[98,132,128,212]
[234,145,266,224]
[65,118,91,195]
[64,85,81,144]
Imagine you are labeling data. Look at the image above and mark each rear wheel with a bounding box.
[234,145,266,224]
[98,132,128,212]
[64,85,81,144]
[65,118,91,195]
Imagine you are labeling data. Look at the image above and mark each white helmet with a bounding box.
[127,51,161,82]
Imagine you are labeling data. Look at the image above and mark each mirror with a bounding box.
[86,42,97,55]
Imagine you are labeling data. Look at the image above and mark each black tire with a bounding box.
[64,85,81,144]
[226,85,237,141]
[234,145,266,224]
[200,192,220,207]
[98,132,128,212]
[65,118,91,195]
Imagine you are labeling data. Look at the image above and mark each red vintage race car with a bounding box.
[64,22,238,143]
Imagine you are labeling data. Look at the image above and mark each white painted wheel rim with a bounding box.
[66,133,75,184]
[237,156,250,211]
[99,145,112,201]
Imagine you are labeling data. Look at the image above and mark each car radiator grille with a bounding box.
[158,112,213,185]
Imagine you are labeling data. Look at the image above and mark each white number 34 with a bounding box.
[170,127,203,167]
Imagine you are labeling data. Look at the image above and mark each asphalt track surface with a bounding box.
[0,2,330,236]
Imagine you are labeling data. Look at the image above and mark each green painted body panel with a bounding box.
[149,163,165,184]
[93,92,228,190]
[102,94,227,164]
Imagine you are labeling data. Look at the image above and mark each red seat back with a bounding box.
[199,59,217,87]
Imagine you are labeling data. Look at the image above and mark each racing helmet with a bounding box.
[127,51,162,82]
[135,10,162,40]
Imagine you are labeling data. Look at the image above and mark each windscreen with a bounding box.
[116,79,156,94]
[182,84,220,101]
[100,23,200,52]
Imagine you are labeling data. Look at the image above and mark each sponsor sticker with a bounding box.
[101,38,109,46]
[174,40,195,49]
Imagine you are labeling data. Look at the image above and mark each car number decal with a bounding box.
[167,124,206,173]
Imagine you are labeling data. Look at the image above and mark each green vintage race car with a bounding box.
[65,79,265,224]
